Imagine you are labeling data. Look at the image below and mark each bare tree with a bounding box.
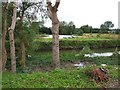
[8,2,17,73]
[47,0,60,68]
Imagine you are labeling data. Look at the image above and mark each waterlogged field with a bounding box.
[2,48,119,88]
[26,48,119,68]
[2,34,120,88]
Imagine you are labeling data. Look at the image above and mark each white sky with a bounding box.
[44,0,120,28]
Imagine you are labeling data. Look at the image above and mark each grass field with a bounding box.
[34,34,120,50]
[3,47,119,88]
[2,65,118,88]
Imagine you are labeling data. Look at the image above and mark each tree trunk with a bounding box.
[18,3,27,68]
[2,3,8,71]
[51,13,60,68]
[8,29,16,73]
[0,46,1,72]
[47,0,61,68]
[21,41,26,68]
[20,17,26,68]
[20,14,26,68]
[8,2,17,73]
[0,36,1,72]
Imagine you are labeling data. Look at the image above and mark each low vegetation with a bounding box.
[3,34,119,88]
[2,1,119,88]
[34,34,120,50]
[3,45,119,88]
[2,65,118,88]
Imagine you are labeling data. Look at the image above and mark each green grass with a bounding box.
[3,34,119,88]
[34,36,112,42]
[34,34,120,50]
[0,73,1,90]
[2,65,118,88]
[4,52,118,88]
[26,48,119,69]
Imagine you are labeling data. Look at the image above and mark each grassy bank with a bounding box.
[2,65,118,88]
[34,34,120,50]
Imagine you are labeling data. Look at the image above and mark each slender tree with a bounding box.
[17,2,35,68]
[8,2,17,73]
[17,1,45,68]
[2,2,8,71]
[19,12,26,68]
[0,3,3,72]
[47,0,60,68]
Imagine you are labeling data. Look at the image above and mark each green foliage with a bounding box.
[107,65,119,80]
[100,21,114,30]
[100,21,114,34]
[74,28,84,36]
[2,67,98,88]
[35,37,120,50]
[59,21,76,35]
[80,25,92,33]
[2,65,118,88]
[27,51,52,68]
[11,20,40,67]
[21,48,119,70]
[39,27,51,34]
[15,20,38,54]
[75,45,93,60]
[23,22,39,55]
[112,47,119,56]
[99,28,109,34]
[91,28,100,33]
[31,22,40,34]
[104,21,114,29]
[115,29,120,34]
[96,33,101,38]
[88,56,118,65]
[39,21,77,35]
[38,22,116,35]
[80,45,93,54]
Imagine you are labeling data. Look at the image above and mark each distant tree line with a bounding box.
[38,21,120,35]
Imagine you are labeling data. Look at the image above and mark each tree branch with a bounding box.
[9,2,17,31]
[47,10,52,19]
[46,0,52,11]
[55,0,60,8]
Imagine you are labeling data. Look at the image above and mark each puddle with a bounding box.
[74,62,85,68]
[84,51,120,57]
[74,51,120,68]
[73,62,97,68]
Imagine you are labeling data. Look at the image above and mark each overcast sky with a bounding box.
[44,0,120,28]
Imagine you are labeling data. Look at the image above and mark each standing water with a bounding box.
[84,51,120,57]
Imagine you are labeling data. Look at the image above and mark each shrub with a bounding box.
[80,45,93,54]
[115,29,120,34]
[75,45,93,59]
[75,29,84,36]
